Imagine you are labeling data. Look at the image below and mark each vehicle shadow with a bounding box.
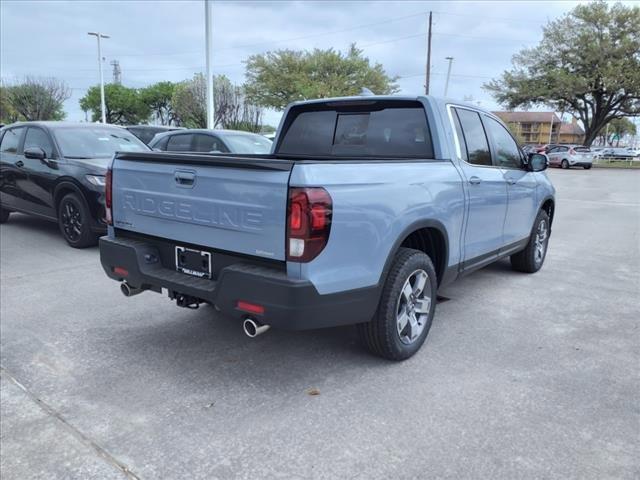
[1,213,99,250]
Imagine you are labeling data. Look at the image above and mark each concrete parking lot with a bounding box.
[1,168,638,479]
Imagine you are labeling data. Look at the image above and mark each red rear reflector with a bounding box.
[236,301,265,315]
[113,266,128,277]
[105,163,113,225]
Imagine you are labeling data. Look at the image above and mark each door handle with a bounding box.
[468,176,481,185]
[15,160,24,168]
[174,170,196,187]
[506,177,517,185]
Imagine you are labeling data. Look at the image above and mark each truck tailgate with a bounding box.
[111,153,293,261]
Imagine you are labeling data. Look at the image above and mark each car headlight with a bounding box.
[85,174,106,187]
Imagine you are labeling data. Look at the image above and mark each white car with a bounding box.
[546,145,593,169]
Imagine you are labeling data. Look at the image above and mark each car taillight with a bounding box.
[286,187,332,262]
[105,163,113,225]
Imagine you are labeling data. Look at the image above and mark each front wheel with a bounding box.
[510,210,550,273]
[561,160,569,169]
[57,192,98,248]
[583,165,592,170]
[357,248,437,360]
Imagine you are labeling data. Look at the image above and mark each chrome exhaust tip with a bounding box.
[120,282,144,297]
[243,317,270,338]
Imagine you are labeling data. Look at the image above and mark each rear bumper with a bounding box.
[99,236,379,330]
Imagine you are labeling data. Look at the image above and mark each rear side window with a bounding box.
[166,134,193,152]
[454,108,491,166]
[278,102,434,159]
[0,127,24,154]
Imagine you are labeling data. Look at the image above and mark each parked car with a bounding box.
[0,122,149,247]
[597,147,637,160]
[546,145,593,169]
[125,125,184,145]
[99,95,554,360]
[149,129,273,154]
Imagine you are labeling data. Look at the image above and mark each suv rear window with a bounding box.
[277,101,434,159]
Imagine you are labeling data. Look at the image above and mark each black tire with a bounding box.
[561,159,569,169]
[583,165,592,170]
[510,210,550,273]
[0,208,10,223]
[357,248,437,361]
[57,192,98,248]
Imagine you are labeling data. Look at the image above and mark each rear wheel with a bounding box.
[0,208,10,223]
[57,192,98,248]
[357,248,437,360]
[510,209,550,273]
[561,159,569,169]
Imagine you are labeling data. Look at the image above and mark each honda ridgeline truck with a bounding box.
[99,96,555,360]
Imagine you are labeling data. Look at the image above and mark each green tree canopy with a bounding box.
[140,81,178,126]
[172,74,263,131]
[245,44,400,110]
[0,85,21,124]
[485,1,640,146]
[3,77,70,121]
[79,84,150,125]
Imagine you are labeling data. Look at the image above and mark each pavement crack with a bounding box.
[0,366,141,480]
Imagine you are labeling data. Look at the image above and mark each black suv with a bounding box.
[0,122,149,247]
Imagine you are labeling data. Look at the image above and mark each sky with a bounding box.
[0,0,630,127]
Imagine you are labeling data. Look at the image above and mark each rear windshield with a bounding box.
[574,147,590,153]
[222,133,272,154]
[277,101,434,159]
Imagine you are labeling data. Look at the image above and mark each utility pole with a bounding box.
[444,56,454,97]
[110,60,121,85]
[88,32,109,124]
[204,0,214,129]
[425,11,432,95]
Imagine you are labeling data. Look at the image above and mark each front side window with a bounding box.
[166,134,193,152]
[54,127,147,158]
[24,127,54,158]
[0,127,24,154]
[192,134,229,153]
[484,116,522,169]
[454,108,491,166]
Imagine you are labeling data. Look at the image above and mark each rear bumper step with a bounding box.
[99,236,379,330]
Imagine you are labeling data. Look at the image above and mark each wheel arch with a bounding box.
[53,179,86,214]
[380,220,449,288]
[540,196,555,229]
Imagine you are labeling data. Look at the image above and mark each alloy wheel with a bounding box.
[396,269,432,345]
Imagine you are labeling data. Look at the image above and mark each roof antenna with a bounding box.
[359,87,375,96]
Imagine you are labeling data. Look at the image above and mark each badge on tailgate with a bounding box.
[175,246,212,279]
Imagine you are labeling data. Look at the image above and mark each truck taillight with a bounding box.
[105,164,113,225]
[286,187,332,262]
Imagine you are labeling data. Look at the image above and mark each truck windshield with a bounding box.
[54,127,148,158]
[278,102,434,159]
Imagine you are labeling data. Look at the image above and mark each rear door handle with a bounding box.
[468,176,481,185]
[174,170,196,187]
[506,177,517,185]
[15,160,24,168]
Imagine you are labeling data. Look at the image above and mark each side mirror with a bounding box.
[528,153,548,172]
[24,146,46,161]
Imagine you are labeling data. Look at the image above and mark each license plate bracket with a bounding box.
[175,246,212,279]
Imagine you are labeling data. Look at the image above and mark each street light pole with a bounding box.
[88,32,109,124]
[204,0,214,129]
[444,56,454,97]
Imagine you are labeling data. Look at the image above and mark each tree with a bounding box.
[141,81,178,126]
[597,117,637,145]
[245,44,400,110]
[485,1,640,146]
[172,74,263,131]
[3,77,70,121]
[79,84,150,124]
[0,85,21,124]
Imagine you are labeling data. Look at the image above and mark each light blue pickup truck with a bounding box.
[100,96,555,360]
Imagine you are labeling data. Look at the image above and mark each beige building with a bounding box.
[493,111,585,145]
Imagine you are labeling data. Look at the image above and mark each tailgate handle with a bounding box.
[174,170,196,187]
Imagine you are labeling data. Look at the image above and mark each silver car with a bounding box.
[546,145,593,169]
